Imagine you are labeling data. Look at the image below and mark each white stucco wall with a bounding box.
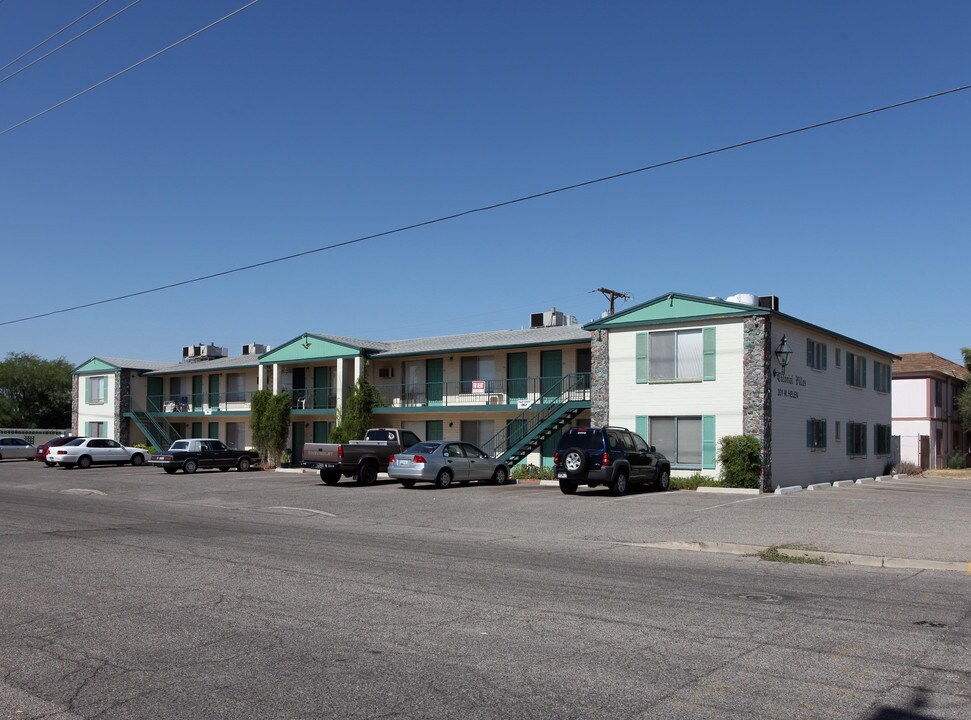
[891,378,927,418]
[770,321,894,487]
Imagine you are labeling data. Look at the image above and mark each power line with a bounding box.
[0,0,263,139]
[0,0,146,88]
[0,0,112,75]
[2,81,970,327]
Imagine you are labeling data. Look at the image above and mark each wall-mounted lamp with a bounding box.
[774,334,792,375]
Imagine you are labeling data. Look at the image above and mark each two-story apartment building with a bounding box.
[892,352,969,470]
[585,292,898,489]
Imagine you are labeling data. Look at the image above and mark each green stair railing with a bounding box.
[125,397,181,450]
[481,373,590,463]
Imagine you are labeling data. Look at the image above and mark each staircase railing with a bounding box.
[481,373,590,459]
[125,396,181,450]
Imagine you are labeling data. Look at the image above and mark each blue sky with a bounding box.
[1,1,969,367]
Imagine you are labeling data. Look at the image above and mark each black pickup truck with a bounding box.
[149,438,261,475]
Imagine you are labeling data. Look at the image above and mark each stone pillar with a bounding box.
[71,374,79,435]
[117,370,132,444]
[743,316,772,491]
[590,329,610,427]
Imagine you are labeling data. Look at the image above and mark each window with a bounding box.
[225,422,245,449]
[874,425,891,455]
[650,416,702,466]
[847,421,867,456]
[461,420,495,448]
[807,418,827,449]
[846,352,867,388]
[873,362,891,393]
[806,339,827,370]
[86,376,107,405]
[934,380,943,408]
[226,373,245,402]
[647,329,703,382]
[460,356,495,393]
[86,421,106,438]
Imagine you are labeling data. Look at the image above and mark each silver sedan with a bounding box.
[389,441,509,489]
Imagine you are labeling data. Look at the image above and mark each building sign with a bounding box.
[472,380,486,394]
[775,373,807,399]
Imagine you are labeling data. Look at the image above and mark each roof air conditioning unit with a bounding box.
[530,312,544,328]
[242,343,268,356]
[758,295,780,311]
[182,345,196,359]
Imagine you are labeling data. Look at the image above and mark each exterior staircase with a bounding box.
[482,373,590,466]
[126,399,181,451]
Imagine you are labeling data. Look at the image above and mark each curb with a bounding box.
[695,487,759,495]
[632,541,971,574]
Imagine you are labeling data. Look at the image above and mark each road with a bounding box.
[0,462,968,719]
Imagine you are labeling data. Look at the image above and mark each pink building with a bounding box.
[892,353,969,469]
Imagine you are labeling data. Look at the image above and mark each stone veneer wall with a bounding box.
[116,370,132,444]
[743,316,772,491]
[71,374,79,435]
[590,329,609,427]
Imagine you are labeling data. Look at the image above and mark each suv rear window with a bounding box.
[561,429,604,450]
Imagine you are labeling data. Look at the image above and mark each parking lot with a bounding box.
[2,460,969,719]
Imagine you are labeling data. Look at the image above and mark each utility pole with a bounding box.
[595,288,630,316]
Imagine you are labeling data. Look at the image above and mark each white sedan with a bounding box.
[48,438,147,469]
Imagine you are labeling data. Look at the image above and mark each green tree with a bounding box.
[0,352,72,428]
[249,389,291,465]
[958,347,971,433]
[330,374,382,443]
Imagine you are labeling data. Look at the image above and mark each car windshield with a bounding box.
[405,442,442,455]
[561,430,603,450]
[66,438,85,446]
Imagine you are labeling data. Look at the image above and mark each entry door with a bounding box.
[540,350,562,403]
[147,377,163,412]
[426,358,444,406]
[192,375,204,411]
[314,367,331,408]
[208,375,220,409]
[507,352,528,402]
[292,422,305,463]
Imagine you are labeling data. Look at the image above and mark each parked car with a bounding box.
[35,435,81,466]
[149,438,261,474]
[0,436,35,461]
[389,441,510,489]
[554,426,670,495]
[48,438,147,469]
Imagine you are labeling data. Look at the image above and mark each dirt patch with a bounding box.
[922,469,971,480]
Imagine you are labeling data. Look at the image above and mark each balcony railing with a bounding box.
[285,386,339,411]
[146,391,257,413]
[373,374,590,409]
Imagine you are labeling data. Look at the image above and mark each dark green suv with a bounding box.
[554,426,670,496]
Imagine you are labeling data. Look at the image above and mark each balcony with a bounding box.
[373,374,590,409]
[146,391,257,414]
[285,387,339,411]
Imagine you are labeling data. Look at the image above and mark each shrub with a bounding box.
[511,463,554,480]
[894,461,922,476]
[945,451,966,469]
[669,473,719,491]
[330,374,382,444]
[718,435,762,488]
[133,444,157,454]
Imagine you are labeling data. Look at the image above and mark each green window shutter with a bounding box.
[84,421,90,436]
[806,419,813,448]
[822,344,827,370]
[635,333,648,384]
[846,354,853,385]
[806,339,813,367]
[847,421,851,455]
[208,422,219,439]
[821,420,827,449]
[635,416,648,441]
[702,327,716,381]
[862,358,867,388]
[702,415,716,469]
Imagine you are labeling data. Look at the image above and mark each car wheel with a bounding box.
[163,467,177,475]
[563,448,587,477]
[320,470,341,485]
[357,462,378,485]
[492,466,509,485]
[559,479,578,495]
[130,453,145,467]
[435,468,453,489]
[610,469,629,496]
[237,457,251,472]
[401,480,416,489]
[183,459,198,474]
[655,468,670,492]
[77,455,92,470]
